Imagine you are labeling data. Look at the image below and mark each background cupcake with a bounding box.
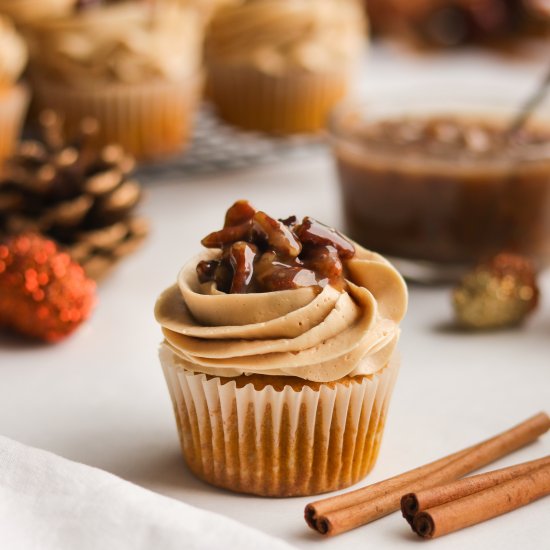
[26,1,203,161]
[205,0,367,134]
[0,16,29,172]
[155,201,407,496]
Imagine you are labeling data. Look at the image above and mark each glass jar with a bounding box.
[328,89,550,282]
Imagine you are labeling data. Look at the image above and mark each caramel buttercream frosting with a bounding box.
[27,2,202,87]
[155,201,407,383]
[0,15,27,89]
[205,0,366,75]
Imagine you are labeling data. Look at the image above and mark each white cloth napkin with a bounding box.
[0,436,296,550]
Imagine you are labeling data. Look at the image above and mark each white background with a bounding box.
[1,45,549,549]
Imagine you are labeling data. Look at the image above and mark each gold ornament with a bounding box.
[453,253,539,330]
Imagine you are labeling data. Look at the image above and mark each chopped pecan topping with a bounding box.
[254,251,319,293]
[301,245,344,290]
[196,259,219,284]
[295,217,355,259]
[280,215,297,227]
[224,199,256,227]
[201,220,252,248]
[228,241,258,294]
[196,200,355,294]
[251,211,302,258]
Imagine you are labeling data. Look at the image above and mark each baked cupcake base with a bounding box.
[0,84,30,172]
[31,75,202,161]
[206,63,351,135]
[160,345,399,497]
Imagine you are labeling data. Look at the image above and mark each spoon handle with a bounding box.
[508,63,550,136]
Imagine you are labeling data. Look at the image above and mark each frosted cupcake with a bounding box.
[155,200,407,496]
[205,0,366,134]
[0,16,29,171]
[26,2,203,161]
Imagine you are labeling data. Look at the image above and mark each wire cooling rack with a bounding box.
[136,106,325,181]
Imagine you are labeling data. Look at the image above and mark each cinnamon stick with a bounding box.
[304,446,474,532]
[401,455,550,524]
[305,412,550,536]
[412,462,550,539]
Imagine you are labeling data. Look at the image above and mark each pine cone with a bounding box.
[0,110,149,281]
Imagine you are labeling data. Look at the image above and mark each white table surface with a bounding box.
[1,45,550,549]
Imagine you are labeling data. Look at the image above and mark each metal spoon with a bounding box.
[508,63,550,136]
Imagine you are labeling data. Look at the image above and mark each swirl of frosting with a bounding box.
[0,15,27,89]
[155,243,407,383]
[205,0,366,75]
[0,0,73,25]
[27,2,202,87]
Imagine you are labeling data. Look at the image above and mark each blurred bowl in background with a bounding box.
[328,85,550,282]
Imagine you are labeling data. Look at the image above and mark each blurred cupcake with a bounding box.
[0,16,29,171]
[205,0,366,134]
[155,200,407,496]
[0,0,74,26]
[27,2,203,161]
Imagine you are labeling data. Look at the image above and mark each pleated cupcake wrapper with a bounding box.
[0,85,30,171]
[161,349,400,497]
[32,75,202,161]
[206,63,352,135]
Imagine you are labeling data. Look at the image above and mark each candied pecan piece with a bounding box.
[228,241,258,294]
[262,264,319,292]
[295,217,355,259]
[254,251,318,292]
[201,219,252,248]
[252,212,301,258]
[280,215,297,228]
[214,259,233,294]
[196,259,219,284]
[224,199,257,227]
[302,245,344,289]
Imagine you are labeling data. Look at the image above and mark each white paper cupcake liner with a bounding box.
[206,63,352,135]
[160,345,399,497]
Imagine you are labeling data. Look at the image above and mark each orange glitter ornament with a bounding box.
[0,233,96,342]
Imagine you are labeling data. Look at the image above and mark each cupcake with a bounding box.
[205,0,366,134]
[155,200,407,497]
[0,16,29,172]
[26,2,203,161]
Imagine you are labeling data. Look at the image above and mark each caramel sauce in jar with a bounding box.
[330,108,550,279]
